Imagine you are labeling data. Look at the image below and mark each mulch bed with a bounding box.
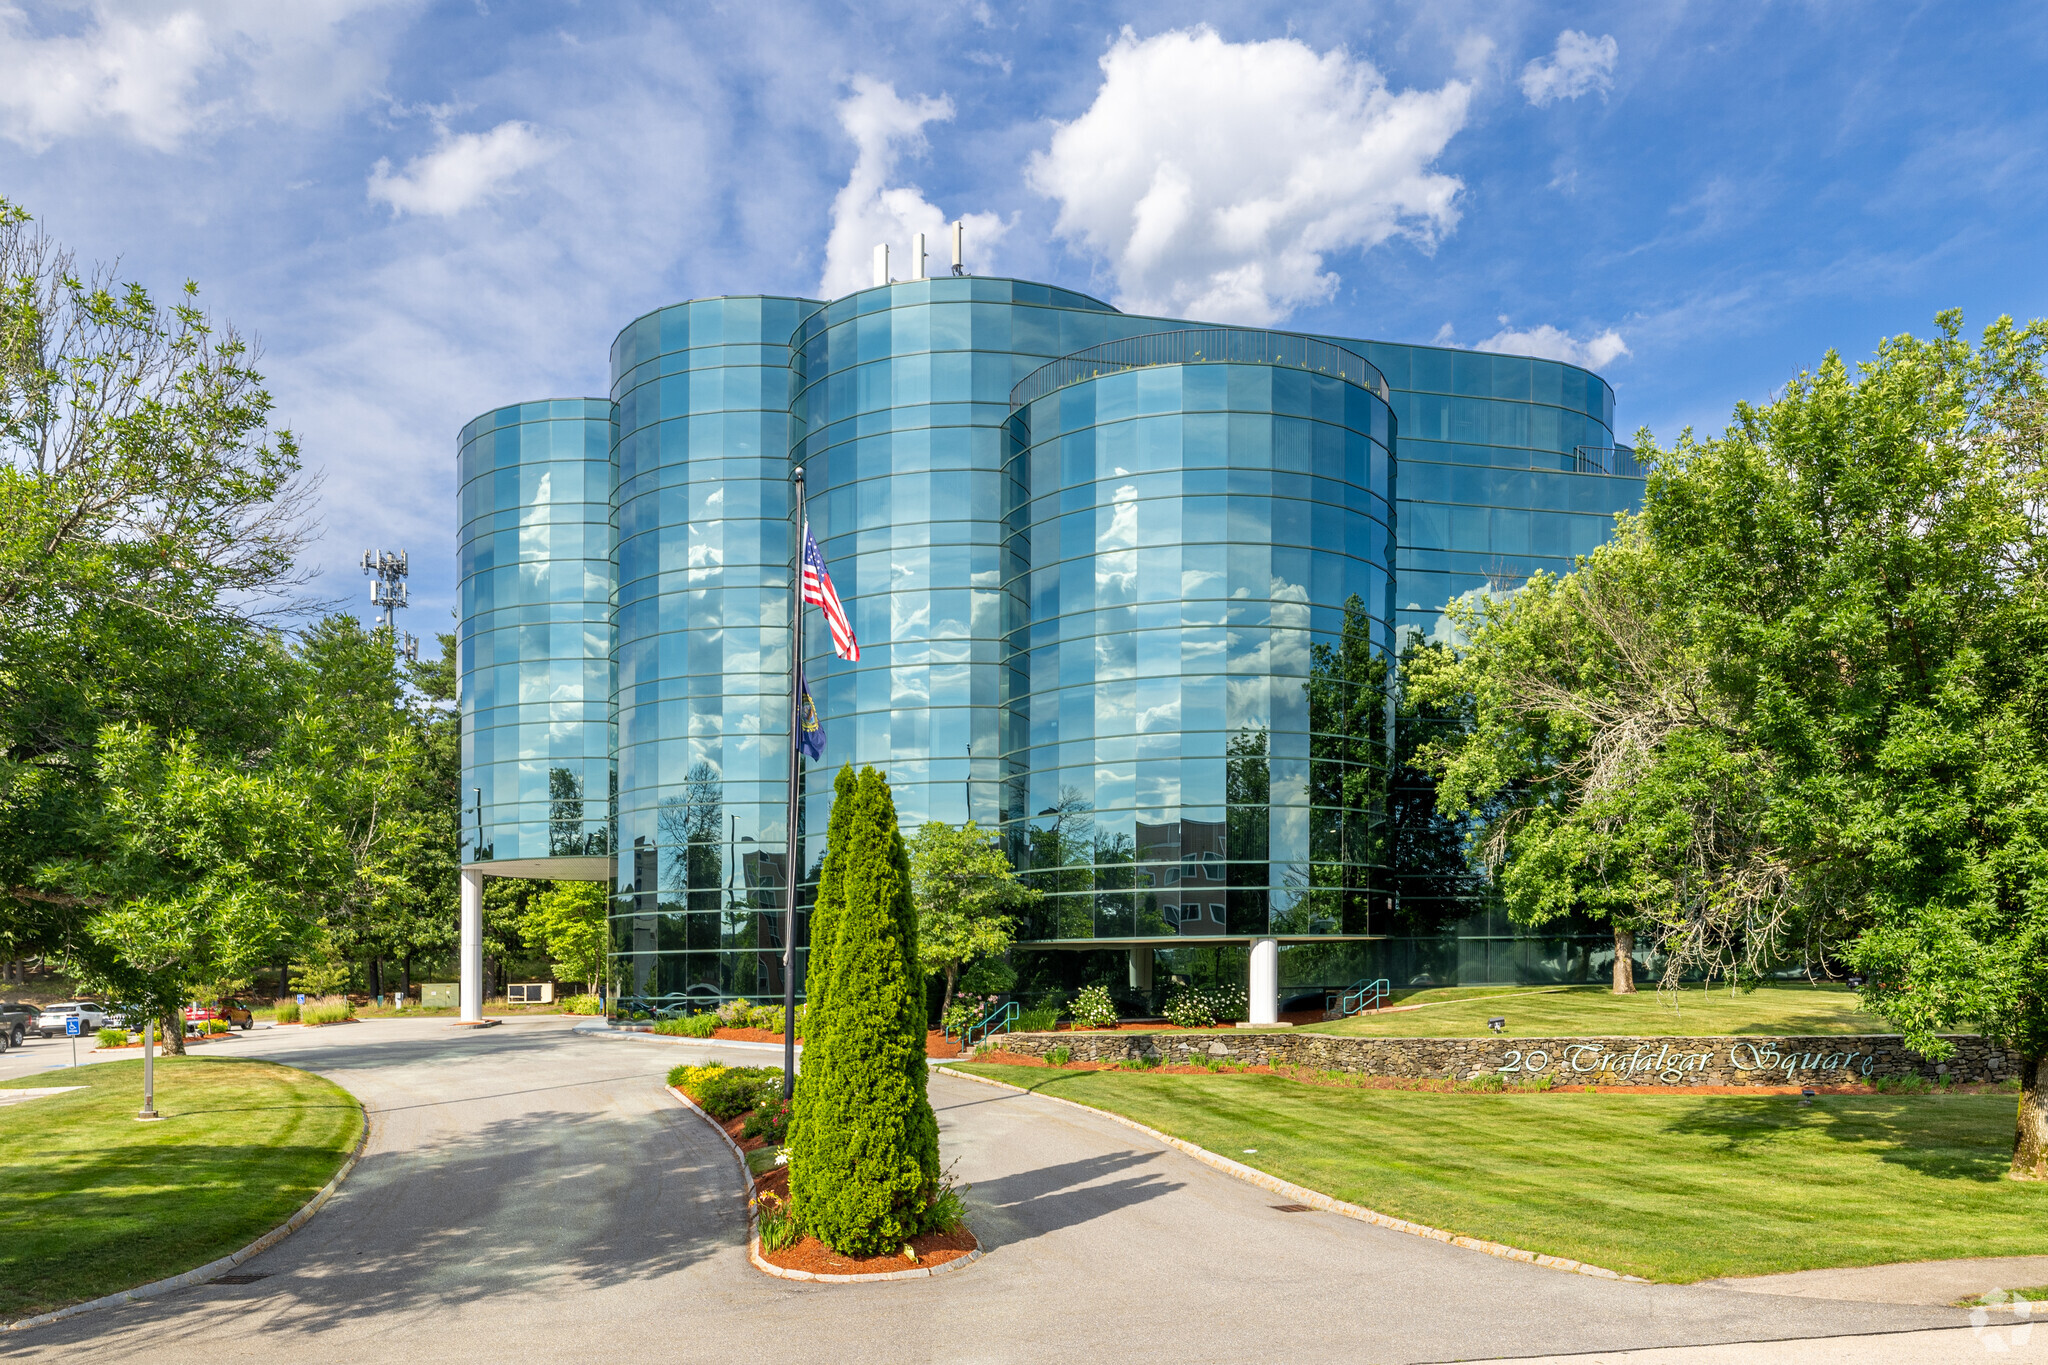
[687,1025,966,1059]
[93,1033,243,1051]
[1043,1007,1329,1033]
[705,1100,978,1275]
[957,1050,2002,1096]
[757,1224,978,1276]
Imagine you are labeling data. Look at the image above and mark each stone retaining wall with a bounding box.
[985,1030,2014,1087]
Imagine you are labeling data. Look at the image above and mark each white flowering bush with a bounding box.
[1071,984,1119,1029]
[1163,985,1249,1028]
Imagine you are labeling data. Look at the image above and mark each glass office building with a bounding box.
[608,295,819,1005]
[1004,330,1396,953]
[458,275,1643,1012]
[456,399,616,877]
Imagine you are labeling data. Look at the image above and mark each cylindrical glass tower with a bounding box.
[1003,331,1398,953]
[608,295,820,1012]
[456,399,616,874]
[788,278,1139,868]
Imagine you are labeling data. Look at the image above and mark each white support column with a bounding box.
[1128,944,1153,992]
[460,867,484,1022]
[1248,936,1280,1026]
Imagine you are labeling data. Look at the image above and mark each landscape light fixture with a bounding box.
[1800,1087,1817,1107]
[1487,1017,1507,1033]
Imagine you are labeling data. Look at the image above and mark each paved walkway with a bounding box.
[1704,1255,2048,1306]
[0,1019,2016,1363]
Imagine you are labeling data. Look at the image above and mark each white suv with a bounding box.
[36,1002,107,1038]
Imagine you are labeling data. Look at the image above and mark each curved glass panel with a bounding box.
[1343,339,1634,643]
[1013,328,1388,408]
[608,294,821,1014]
[788,278,1157,869]
[456,399,616,864]
[1003,355,1397,942]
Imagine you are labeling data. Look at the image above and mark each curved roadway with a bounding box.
[0,1018,2016,1363]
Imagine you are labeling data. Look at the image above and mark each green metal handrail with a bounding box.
[1336,978,1391,1016]
[964,999,1020,1047]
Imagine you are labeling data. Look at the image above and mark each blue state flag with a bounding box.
[797,666,825,760]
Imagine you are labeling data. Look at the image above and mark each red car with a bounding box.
[184,1001,254,1031]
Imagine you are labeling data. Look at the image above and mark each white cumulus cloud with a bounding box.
[1027,26,1471,327]
[0,1,413,152]
[816,76,1006,298]
[1519,30,1618,107]
[1475,322,1630,370]
[367,121,557,217]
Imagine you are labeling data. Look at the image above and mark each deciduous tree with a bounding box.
[1424,312,2048,1176]
[908,818,1036,1021]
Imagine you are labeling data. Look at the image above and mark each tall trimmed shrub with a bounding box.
[788,765,940,1254]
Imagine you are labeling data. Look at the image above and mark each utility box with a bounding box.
[421,983,457,1008]
[508,982,555,1004]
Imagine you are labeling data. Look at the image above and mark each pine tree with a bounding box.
[787,765,941,1253]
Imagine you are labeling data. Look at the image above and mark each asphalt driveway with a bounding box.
[0,1018,2009,1364]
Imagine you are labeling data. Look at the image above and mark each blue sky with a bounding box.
[4,1,2043,628]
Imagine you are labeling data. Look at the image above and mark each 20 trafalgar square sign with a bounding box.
[1497,1041,1885,1084]
[988,1031,2019,1087]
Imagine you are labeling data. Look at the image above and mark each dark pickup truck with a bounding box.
[0,1003,34,1051]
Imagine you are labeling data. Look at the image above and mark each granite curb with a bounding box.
[2,1087,372,1333]
[661,1083,982,1284]
[935,1063,1647,1284]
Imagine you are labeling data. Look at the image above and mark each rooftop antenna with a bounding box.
[362,548,411,640]
[872,242,889,287]
[950,219,965,276]
[911,231,928,281]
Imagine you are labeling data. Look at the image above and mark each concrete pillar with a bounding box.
[460,868,485,1022]
[1248,936,1280,1026]
[1127,945,1153,992]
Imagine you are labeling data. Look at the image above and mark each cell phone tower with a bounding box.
[361,549,417,660]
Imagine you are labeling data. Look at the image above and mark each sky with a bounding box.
[3,0,2044,630]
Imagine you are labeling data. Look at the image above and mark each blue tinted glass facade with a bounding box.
[789,279,1137,863]
[459,275,1647,1011]
[456,399,615,864]
[609,296,820,1009]
[1353,342,1634,640]
[1005,339,1397,944]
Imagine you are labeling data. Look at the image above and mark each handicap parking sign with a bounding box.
[65,1016,81,1037]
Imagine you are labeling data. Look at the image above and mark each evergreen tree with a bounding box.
[787,765,941,1253]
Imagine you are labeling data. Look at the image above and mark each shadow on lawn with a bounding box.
[1654,1095,2019,1182]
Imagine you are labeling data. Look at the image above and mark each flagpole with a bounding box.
[783,465,805,1100]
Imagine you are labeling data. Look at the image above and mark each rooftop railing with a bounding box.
[1572,444,1648,478]
[1011,328,1389,410]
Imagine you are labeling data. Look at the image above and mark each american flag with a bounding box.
[801,523,859,661]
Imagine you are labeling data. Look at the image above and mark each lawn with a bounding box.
[948,1061,2045,1282]
[0,1058,363,1320]
[1303,983,1890,1038]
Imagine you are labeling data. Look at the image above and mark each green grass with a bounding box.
[1305,983,1890,1037]
[949,1061,2046,1282]
[0,1058,362,1319]
[745,1146,783,1176]
[1959,1284,2048,1306]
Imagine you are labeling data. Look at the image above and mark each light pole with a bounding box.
[782,466,806,1100]
[137,1018,158,1120]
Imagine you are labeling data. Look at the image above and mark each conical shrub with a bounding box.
[787,765,940,1254]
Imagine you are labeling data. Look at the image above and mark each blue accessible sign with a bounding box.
[65,1016,81,1037]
